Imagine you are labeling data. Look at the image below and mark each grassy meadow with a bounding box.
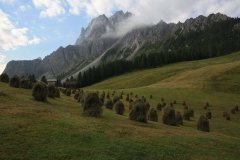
[1,52,240,160]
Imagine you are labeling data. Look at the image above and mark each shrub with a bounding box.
[0,73,9,83]
[176,112,183,125]
[66,89,71,96]
[173,100,177,104]
[197,115,210,132]
[206,110,212,119]
[55,87,60,98]
[83,92,102,117]
[48,85,56,98]
[114,100,125,115]
[32,82,48,102]
[20,79,33,89]
[129,100,148,123]
[148,108,158,122]
[150,95,153,99]
[162,106,176,126]
[9,75,20,88]
[105,99,113,109]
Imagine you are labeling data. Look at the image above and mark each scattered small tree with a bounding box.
[20,79,33,89]
[32,82,48,102]
[41,75,47,84]
[9,75,20,88]
[0,73,9,83]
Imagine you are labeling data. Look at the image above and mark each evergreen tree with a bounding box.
[41,75,47,84]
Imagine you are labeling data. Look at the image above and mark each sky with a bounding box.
[0,0,240,73]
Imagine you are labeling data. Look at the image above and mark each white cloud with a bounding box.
[33,0,66,18]
[31,0,240,21]
[19,4,31,12]
[0,54,6,74]
[66,0,85,15]
[0,0,16,4]
[0,10,41,51]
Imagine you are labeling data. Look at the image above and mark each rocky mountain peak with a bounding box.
[75,11,132,45]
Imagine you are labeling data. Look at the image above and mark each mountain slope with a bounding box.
[87,51,240,91]
[66,13,240,81]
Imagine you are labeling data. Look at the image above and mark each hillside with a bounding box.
[88,51,240,91]
[1,52,240,159]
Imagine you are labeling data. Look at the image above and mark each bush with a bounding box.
[48,85,56,98]
[148,108,158,122]
[105,99,113,109]
[32,82,48,102]
[83,92,102,117]
[20,79,33,89]
[55,87,60,98]
[197,115,210,132]
[129,100,148,123]
[162,106,176,126]
[0,73,9,83]
[150,95,153,99]
[206,110,212,119]
[9,75,20,88]
[176,112,183,125]
[114,100,125,115]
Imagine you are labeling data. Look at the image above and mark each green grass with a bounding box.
[1,52,240,159]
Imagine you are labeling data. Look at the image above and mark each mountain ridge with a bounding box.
[4,12,240,81]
